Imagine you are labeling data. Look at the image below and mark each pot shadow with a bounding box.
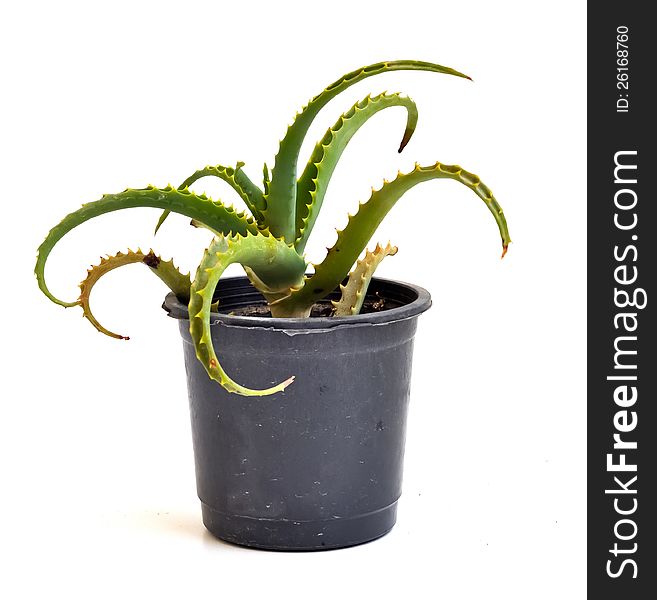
[109,508,203,538]
[116,508,253,552]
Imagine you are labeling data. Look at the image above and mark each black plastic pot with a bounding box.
[163,276,431,550]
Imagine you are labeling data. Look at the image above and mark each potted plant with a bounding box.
[35,60,510,550]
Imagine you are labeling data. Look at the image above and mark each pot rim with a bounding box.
[162,276,431,331]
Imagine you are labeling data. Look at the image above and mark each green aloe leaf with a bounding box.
[155,162,266,234]
[264,60,470,243]
[35,186,258,307]
[188,233,306,396]
[294,92,418,253]
[274,162,510,314]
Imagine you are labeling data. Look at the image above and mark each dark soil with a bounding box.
[220,293,395,318]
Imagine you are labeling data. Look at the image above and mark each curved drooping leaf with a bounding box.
[332,242,398,316]
[273,162,510,315]
[188,233,306,396]
[35,186,258,307]
[155,162,265,234]
[294,92,418,252]
[77,249,190,339]
[263,60,471,243]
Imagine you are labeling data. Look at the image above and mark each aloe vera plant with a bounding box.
[36,60,510,397]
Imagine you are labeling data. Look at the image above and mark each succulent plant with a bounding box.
[35,60,510,397]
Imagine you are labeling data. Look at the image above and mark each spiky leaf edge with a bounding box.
[154,163,266,234]
[35,186,260,307]
[189,233,306,396]
[264,59,471,243]
[77,249,191,339]
[294,92,418,252]
[332,242,398,316]
[273,162,510,314]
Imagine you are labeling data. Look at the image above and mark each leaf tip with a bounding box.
[398,127,413,153]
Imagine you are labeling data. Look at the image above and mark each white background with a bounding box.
[1,1,586,598]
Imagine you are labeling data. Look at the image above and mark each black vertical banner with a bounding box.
[588,4,656,597]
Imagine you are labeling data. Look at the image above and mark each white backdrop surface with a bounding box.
[1,1,586,598]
